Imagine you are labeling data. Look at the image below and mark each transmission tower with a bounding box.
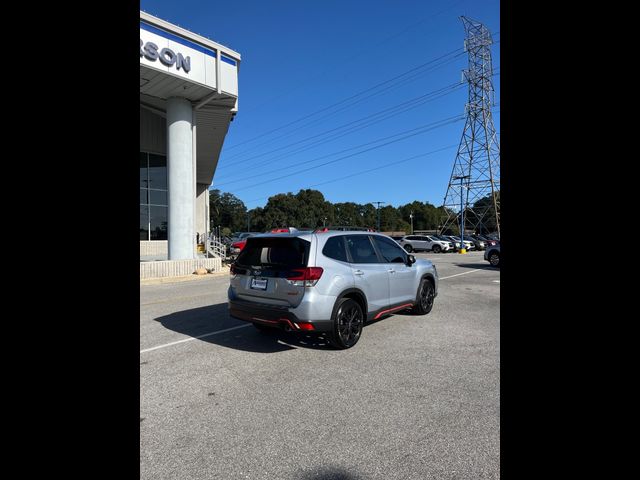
[440,16,500,238]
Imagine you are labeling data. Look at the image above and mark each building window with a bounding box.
[140,152,168,240]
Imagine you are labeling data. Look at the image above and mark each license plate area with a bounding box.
[250,277,268,290]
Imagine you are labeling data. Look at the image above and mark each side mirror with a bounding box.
[407,254,416,266]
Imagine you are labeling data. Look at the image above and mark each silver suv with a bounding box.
[228,230,438,349]
[399,235,453,253]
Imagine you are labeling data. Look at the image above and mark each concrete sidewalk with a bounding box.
[140,265,230,285]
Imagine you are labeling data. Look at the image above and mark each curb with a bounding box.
[140,267,230,286]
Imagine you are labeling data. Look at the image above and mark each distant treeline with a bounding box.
[209,188,498,235]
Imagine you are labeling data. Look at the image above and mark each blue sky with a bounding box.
[140,0,500,209]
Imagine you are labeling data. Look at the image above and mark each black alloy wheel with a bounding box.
[489,252,501,267]
[432,244,442,253]
[404,244,413,253]
[412,279,435,315]
[329,298,364,349]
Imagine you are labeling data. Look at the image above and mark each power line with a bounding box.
[242,144,459,207]
[221,34,499,160]
[215,71,498,185]
[219,54,466,165]
[230,0,472,117]
[214,81,465,183]
[216,54,499,172]
[240,110,499,208]
[221,47,465,154]
[228,114,465,193]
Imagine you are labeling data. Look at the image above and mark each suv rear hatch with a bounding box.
[231,236,313,308]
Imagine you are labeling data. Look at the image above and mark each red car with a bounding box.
[230,240,248,254]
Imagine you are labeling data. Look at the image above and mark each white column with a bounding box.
[167,97,194,260]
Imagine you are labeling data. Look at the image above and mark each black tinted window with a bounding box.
[373,236,407,263]
[323,236,348,262]
[345,235,380,263]
[236,237,310,269]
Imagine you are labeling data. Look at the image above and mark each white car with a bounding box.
[443,235,474,251]
[398,235,452,253]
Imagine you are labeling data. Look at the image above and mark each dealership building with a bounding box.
[139,11,240,276]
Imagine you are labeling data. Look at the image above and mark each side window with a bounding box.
[345,235,380,264]
[322,236,348,262]
[373,236,408,263]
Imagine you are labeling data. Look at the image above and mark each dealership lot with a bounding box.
[140,251,499,480]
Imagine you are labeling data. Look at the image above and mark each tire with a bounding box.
[412,278,435,315]
[404,244,413,253]
[253,322,276,334]
[488,251,501,267]
[432,244,442,253]
[328,298,364,349]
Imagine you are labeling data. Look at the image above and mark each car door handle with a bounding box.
[354,269,364,276]
[388,268,396,273]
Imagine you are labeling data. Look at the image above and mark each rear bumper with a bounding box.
[228,299,333,333]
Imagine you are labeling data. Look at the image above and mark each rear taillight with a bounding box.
[286,267,324,287]
[295,322,315,331]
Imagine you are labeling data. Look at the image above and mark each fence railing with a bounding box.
[208,237,226,259]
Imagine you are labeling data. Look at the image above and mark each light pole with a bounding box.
[373,201,385,231]
[409,211,414,235]
[323,217,327,227]
[247,212,250,232]
[452,175,470,254]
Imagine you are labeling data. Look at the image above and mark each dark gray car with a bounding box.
[484,243,500,267]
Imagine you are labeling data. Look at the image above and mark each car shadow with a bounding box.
[153,303,336,353]
[454,262,499,270]
[298,466,362,479]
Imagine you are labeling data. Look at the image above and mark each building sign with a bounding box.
[139,21,217,89]
[140,40,191,73]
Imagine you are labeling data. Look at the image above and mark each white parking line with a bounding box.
[440,268,490,279]
[140,324,251,354]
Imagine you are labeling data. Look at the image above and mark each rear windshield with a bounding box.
[236,237,310,269]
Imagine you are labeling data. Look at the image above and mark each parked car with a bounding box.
[465,235,486,251]
[439,235,464,251]
[484,243,501,267]
[228,230,438,349]
[231,232,261,243]
[398,235,452,253]
[230,233,260,255]
[450,236,475,251]
[476,234,499,247]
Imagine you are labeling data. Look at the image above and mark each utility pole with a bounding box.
[247,212,250,232]
[441,17,500,239]
[372,201,385,231]
[453,175,470,253]
[409,211,414,234]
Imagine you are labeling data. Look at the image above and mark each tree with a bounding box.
[333,202,362,226]
[209,189,248,232]
[295,189,333,228]
[263,193,300,229]
[471,190,500,234]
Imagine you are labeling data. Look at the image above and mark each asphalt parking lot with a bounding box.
[140,250,500,480]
